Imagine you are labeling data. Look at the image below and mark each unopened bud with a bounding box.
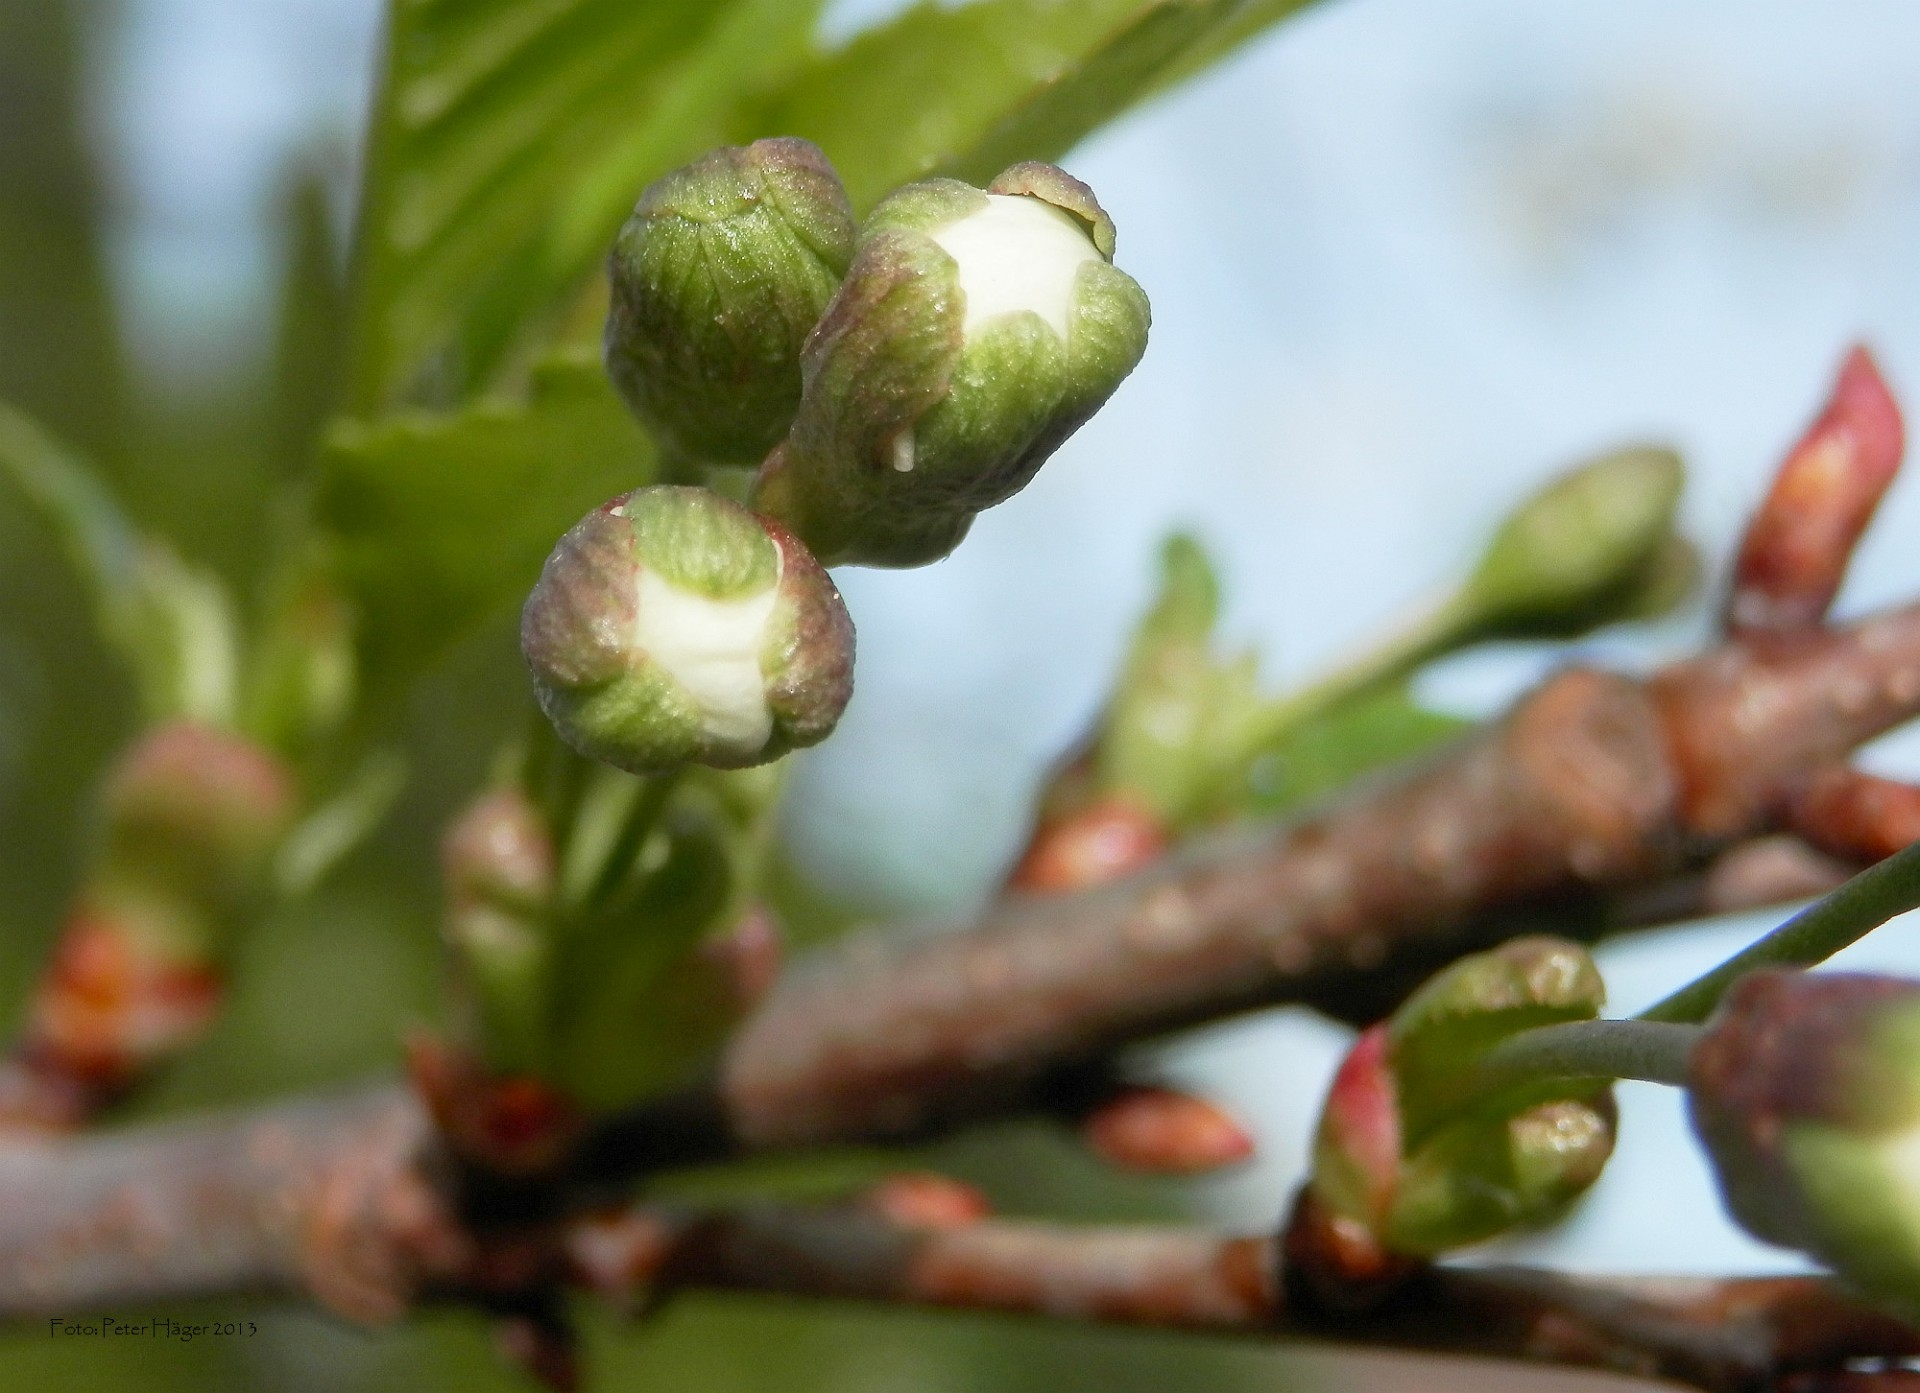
[1463,446,1687,640]
[1007,795,1168,894]
[522,485,855,774]
[605,138,855,464]
[441,788,555,1074]
[754,162,1150,566]
[1082,1085,1256,1175]
[864,1172,992,1229]
[102,722,297,914]
[1689,970,1920,1321]
[1310,939,1615,1256]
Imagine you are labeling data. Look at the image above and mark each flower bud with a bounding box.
[1462,446,1688,640]
[1082,1085,1256,1175]
[1309,939,1615,1257]
[441,787,556,1075]
[522,485,855,774]
[754,162,1150,567]
[605,138,855,464]
[1689,970,1920,1321]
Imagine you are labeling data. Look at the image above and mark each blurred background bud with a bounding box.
[605,138,855,467]
[522,485,854,775]
[1689,970,1920,1322]
[1459,445,1689,640]
[754,162,1149,567]
[441,786,556,1077]
[1309,938,1615,1257]
[1081,1085,1256,1175]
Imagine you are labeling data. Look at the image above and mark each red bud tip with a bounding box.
[1082,1086,1256,1175]
[864,1171,993,1229]
[23,904,221,1089]
[1790,766,1920,865]
[406,1035,584,1175]
[1007,796,1168,894]
[1727,345,1905,636]
[1315,1026,1402,1228]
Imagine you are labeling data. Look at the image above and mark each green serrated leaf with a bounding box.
[758,0,1317,211]
[347,0,827,408]
[317,351,655,690]
[0,401,240,725]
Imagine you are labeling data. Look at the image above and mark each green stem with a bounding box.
[1478,1018,1701,1091]
[582,767,684,913]
[1220,588,1479,773]
[1640,838,1920,1025]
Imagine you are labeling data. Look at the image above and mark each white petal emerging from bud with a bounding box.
[931,194,1100,340]
[631,563,781,753]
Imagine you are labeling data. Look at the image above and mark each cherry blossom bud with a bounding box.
[755,162,1150,567]
[605,138,855,464]
[1689,970,1920,1321]
[1309,939,1615,1257]
[1464,446,1688,640]
[522,485,854,774]
[1082,1086,1256,1175]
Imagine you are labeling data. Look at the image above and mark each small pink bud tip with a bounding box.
[1790,766,1920,865]
[1727,345,1905,636]
[1081,1086,1256,1175]
[1007,796,1168,894]
[863,1172,993,1229]
[701,904,783,1010]
[565,1209,677,1295]
[405,1035,584,1175]
[441,788,554,911]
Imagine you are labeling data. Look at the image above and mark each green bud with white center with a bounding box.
[1690,970,1920,1322]
[1461,446,1688,640]
[605,138,856,465]
[521,485,854,774]
[754,162,1151,567]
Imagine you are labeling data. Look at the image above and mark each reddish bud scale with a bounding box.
[406,1036,585,1176]
[493,1312,580,1393]
[1007,795,1168,894]
[1790,766,1920,865]
[1727,346,1905,637]
[1314,1025,1403,1230]
[1081,1086,1256,1175]
[864,1172,993,1229]
[20,905,221,1092]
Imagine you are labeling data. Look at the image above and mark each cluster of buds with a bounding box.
[1305,938,1616,1272]
[5,723,295,1124]
[536,140,1151,775]
[1689,970,1920,1323]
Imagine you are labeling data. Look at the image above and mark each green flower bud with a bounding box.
[1462,446,1688,640]
[442,787,555,1075]
[605,137,856,465]
[1689,970,1920,1321]
[522,485,854,774]
[1310,938,1616,1258]
[98,722,297,949]
[754,162,1151,567]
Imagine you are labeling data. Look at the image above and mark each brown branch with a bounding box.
[3,1096,1911,1393]
[568,598,1920,1167]
[564,1202,1918,1393]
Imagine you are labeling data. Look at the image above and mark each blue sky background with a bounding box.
[86,0,1920,1278]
